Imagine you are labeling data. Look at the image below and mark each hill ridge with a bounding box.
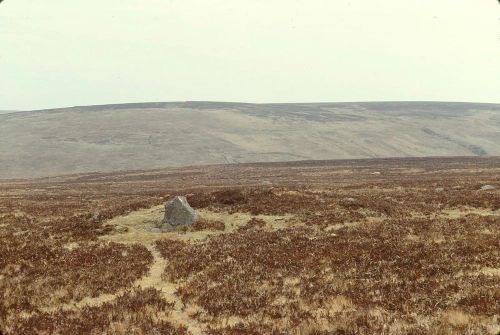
[1,101,498,178]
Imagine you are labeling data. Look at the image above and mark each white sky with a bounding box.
[1,0,499,110]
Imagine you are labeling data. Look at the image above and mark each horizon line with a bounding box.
[6,99,500,113]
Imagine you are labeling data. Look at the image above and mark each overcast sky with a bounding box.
[1,0,499,110]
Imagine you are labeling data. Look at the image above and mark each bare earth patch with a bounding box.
[100,206,295,244]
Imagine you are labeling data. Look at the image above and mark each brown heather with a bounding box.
[0,157,499,334]
[191,219,226,232]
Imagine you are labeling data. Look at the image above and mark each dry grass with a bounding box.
[0,157,499,334]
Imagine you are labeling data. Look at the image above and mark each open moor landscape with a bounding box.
[0,157,499,334]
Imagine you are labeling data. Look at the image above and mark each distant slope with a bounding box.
[0,101,499,178]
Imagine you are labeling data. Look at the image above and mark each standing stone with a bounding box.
[160,196,198,231]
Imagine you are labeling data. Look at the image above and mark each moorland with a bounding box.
[0,157,499,334]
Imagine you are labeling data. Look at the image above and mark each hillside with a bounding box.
[0,101,499,178]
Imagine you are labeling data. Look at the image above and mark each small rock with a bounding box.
[114,226,128,233]
[480,185,495,191]
[150,228,162,234]
[435,187,444,193]
[89,210,101,222]
[371,171,381,175]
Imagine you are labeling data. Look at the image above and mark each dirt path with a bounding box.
[136,245,205,334]
[39,243,205,333]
